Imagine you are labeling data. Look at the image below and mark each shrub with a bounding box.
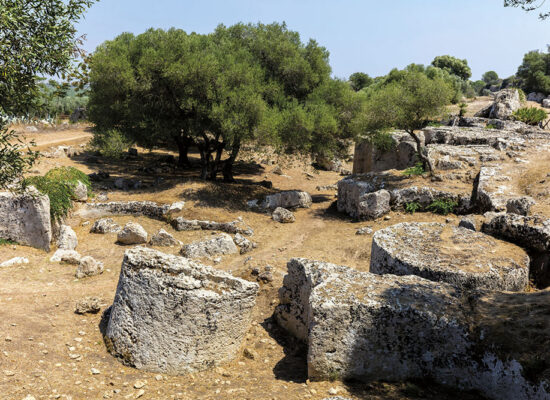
[0,238,17,246]
[426,199,458,215]
[458,102,468,117]
[372,131,396,152]
[405,202,421,214]
[517,88,527,104]
[512,107,548,126]
[23,176,74,221]
[90,129,132,159]
[403,162,425,176]
[45,166,91,196]
[486,124,498,130]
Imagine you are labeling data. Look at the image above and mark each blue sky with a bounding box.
[76,0,550,81]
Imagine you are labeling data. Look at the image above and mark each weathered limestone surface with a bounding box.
[73,181,88,202]
[390,187,471,213]
[275,258,550,400]
[172,217,253,236]
[0,189,52,251]
[105,247,259,374]
[81,201,171,220]
[370,223,529,291]
[76,256,104,279]
[264,191,312,210]
[474,166,514,212]
[180,234,238,259]
[149,229,179,247]
[50,249,81,264]
[90,218,121,234]
[482,214,550,252]
[117,222,148,245]
[57,225,77,250]
[272,207,295,223]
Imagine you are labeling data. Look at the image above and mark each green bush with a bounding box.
[90,129,132,159]
[372,131,396,152]
[512,107,548,126]
[23,176,74,221]
[485,123,498,130]
[45,166,92,197]
[426,199,458,215]
[517,88,527,104]
[405,202,421,214]
[0,238,17,246]
[403,162,425,176]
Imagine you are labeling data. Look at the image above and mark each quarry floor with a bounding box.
[0,125,507,400]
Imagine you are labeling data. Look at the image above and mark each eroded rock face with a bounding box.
[357,190,391,220]
[76,256,104,279]
[180,234,238,259]
[233,233,254,254]
[57,225,77,250]
[105,247,259,374]
[90,218,121,234]
[489,89,521,120]
[117,222,148,245]
[370,222,529,291]
[82,201,170,220]
[73,181,88,202]
[272,207,295,223]
[171,217,253,236]
[506,196,535,216]
[264,191,312,210]
[275,258,550,400]
[149,229,179,247]
[0,189,52,251]
[482,214,550,252]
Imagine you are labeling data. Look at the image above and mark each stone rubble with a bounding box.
[272,207,295,223]
[149,229,179,247]
[76,256,104,279]
[172,217,253,236]
[117,222,148,245]
[90,218,121,234]
[180,234,239,259]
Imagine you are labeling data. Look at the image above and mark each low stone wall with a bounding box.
[80,201,170,220]
[0,189,51,250]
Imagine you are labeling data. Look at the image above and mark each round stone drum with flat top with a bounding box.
[370,222,529,291]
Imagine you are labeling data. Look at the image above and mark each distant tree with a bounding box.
[472,80,487,95]
[0,0,96,189]
[482,71,500,85]
[349,72,373,91]
[431,55,472,80]
[88,24,358,181]
[516,49,550,94]
[504,0,550,19]
[360,72,452,173]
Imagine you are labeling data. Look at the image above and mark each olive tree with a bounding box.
[431,55,472,81]
[505,0,550,19]
[0,0,96,189]
[360,71,452,173]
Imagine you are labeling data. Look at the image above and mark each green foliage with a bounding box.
[516,49,550,95]
[512,107,548,125]
[372,131,396,152]
[459,102,468,117]
[518,88,527,103]
[504,0,550,19]
[431,55,472,80]
[486,124,498,130]
[87,24,361,181]
[23,176,74,222]
[0,0,95,190]
[0,238,17,246]
[89,129,132,159]
[405,202,421,214]
[482,71,500,85]
[426,199,458,215]
[403,162,425,176]
[0,127,40,190]
[349,72,373,91]
[472,80,487,95]
[45,166,92,196]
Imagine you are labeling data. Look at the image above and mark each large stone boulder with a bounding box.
[76,256,104,279]
[482,214,550,252]
[264,191,312,210]
[489,89,521,120]
[527,92,546,103]
[275,258,550,400]
[0,189,51,251]
[180,233,238,259]
[370,223,529,291]
[73,181,88,202]
[57,225,77,250]
[149,229,179,247]
[104,247,259,374]
[272,207,295,223]
[506,196,535,216]
[117,222,148,245]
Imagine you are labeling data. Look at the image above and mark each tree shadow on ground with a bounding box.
[261,316,308,384]
[312,200,356,223]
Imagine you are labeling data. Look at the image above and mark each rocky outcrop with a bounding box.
[275,258,550,400]
[473,166,512,212]
[76,256,104,278]
[149,229,179,247]
[171,217,253,236]
[390,187,471,214]
[272,207,295,223]
[81,201,173,220]
[506,196,535,216]
[264,191,312,210]
[117,222,148,245]
[104,247,259,374]
[475,89,521,120]
[370,223,529,291]
[57,225,77,250]
[180,234,238,259]
[482,214,550,252]
[90,218,121,234]
[0,189,52,251]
